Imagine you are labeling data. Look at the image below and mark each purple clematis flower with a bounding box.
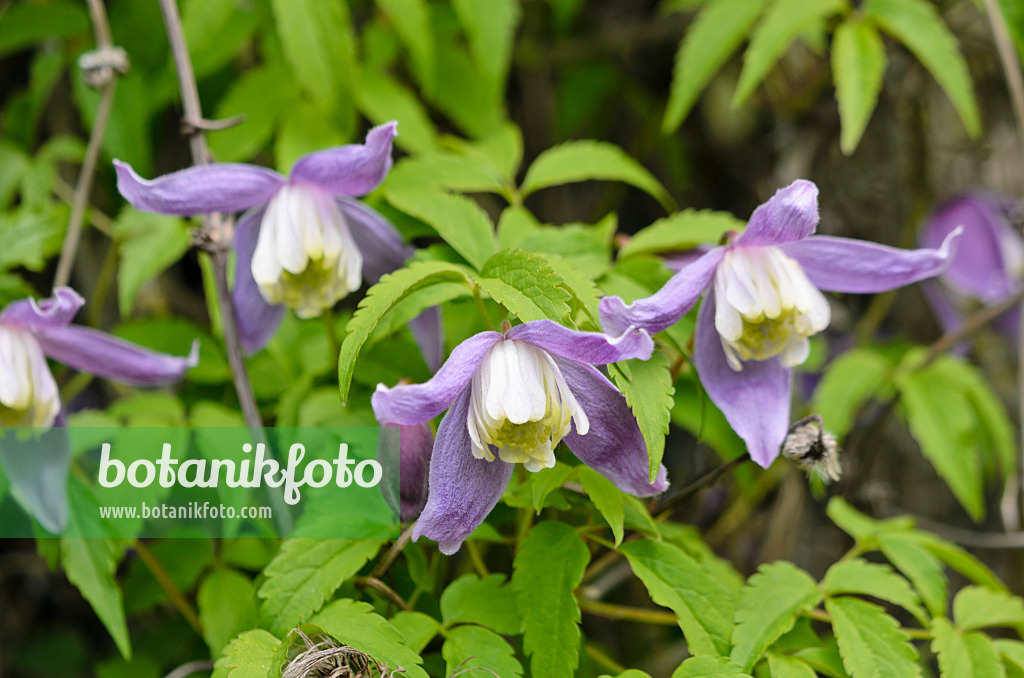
[0,288,197,427]
[919,194,1023,340]
[600,180,961,467]
[372,319,668,554]
[113,123,440,364]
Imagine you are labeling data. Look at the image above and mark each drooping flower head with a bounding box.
[372,320,668,554]
[113,123,440,368]
[0,288,197,427]
[919,194,1023,339]
[600,180,961,467]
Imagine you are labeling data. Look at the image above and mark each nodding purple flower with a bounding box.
[600,180,961,467]
[371,320,668,554]
[0,288,197,427]
[919,194,1024,340]
[113,123,441,366]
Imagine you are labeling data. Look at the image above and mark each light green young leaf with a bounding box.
[451,0,521,95]
[671,656,753,677]
[386,189,495,269]
[822,560,927,625]
[209,64,301,162]
[311,599,427,678]
[733,0,845,107]
[375,0,435,94]
[730,562,821,671]
[619,209,744,259]
[530,462,574,513]
[497,206,543,250]
[542,253,603,322]
[0,205,67,272]
[271,0,356,113]
[826,597,920,678]
[832,18,886,154]
[578,466,625,545]
[864,0,980,138]
[954,587,1024,631]
[812,349,892,440]
[441,574,521,634]
[479,248,573,323]
[512,521,589,678]
[113,209,191,316]
[995,639,1024,677]
[611,353,675,482]
[520,141,676,212]
[338,261,474,403]
[915,531,1006,592]
[621,540,736,656]
[389,611,439,654]
[767,652,818,678]
[931,618,1005,678]
[62,537,131,659]
[198,567,260,656]
[443,625,524,678]
[220,630,282,678]
[356,69,439,154]
[877,532,948,618]
[663,0,768,132]
[258,538,382,636]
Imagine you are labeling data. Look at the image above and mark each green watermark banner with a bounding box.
[0,427,401,539]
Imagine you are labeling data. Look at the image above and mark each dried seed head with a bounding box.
[281,629,404,678]
[782,414,841,484]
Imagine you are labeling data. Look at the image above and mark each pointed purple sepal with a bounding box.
[735,179,819,247]
[0,287,83,331]
[290,122,398,198]
[507,319,654,364]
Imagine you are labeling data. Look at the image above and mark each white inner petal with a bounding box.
[252,183,364,318]
[466,339,587,471]
[713,245,831,371]
[0,325,60,427]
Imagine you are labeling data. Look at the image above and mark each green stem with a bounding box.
[577,597,677,626]
[473,286,496,331]
[133,539,203,636]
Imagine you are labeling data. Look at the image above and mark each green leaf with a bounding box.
[389,611,439,654]
[113,209,192,316]
[258,538,382,636]
[822,560,927,624]
[220,629,281,678]
[385,154,507,195]
[271,0,356,113]
[621,540,736,656]
[733,0,845,106]
[208,64,301,162]
[0,0,89,57]
[672,656,753,677]
[619,210,744,259]
[338,261,474,403]
[275,101,347,173]
[312,599,427,678]
[826,597,920,678]
[832,18,887,154]
[520,140,676,212]
[441,574,521,635]
[864,0,980,138]
[376,0,436,94]
[895,363,984,520]
[877,532,948,618]
[386,189,495,269]
[932,618,1005,678]
[451,0,521,96]
[578,466,625,545]
[663,0,768,132]
[916,533,1005,591]
[479,249,573,323]
[0,205,67,272]
[611,353,675,482]
[997,0,1024,63]
[530,462,574,513]
[443,625,524,678]
[730,562,821,671]
[512,521,590,678]
[61,537,131,659]
[813,349,892,440]
[995,639,1024,677]
[954,587,1024,631]
[767,653,818,678]
[356,68,439,155]
[198,567,260,656]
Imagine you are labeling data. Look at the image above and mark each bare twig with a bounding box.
[163,660,215,678]
[355,576,412,612]
[369,523,416,580]
[650,453,751,517]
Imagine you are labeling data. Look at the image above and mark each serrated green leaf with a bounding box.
[520,141,676,212]
[612,353,675,481]
[826,597,920,678]
[386,189,495,269]
[451,0,521,96]
[198,567,260,656]
[621,540,736,656]
[62,537,131,659]
[767,653,818,678]
[953,587,1024,631]
[878,532,948,618]
[356,68,438,155]
[995,639,1024,677]
[221,630,282,678]
[338,261,474,402]
[479,248,573,323]
[822,560,927,624]
[208,64,301,162]
[864,0,980,137]
[441,574,521,635]
[258,538,382,636]
[389,611,439,654]
[734,0,845,106]
[271,0,356,113]
[619,210,743,259]
[730,562,820,671]
[0,205,67,272]
[311,599,427,678]
[529,462,573,513]
[672,656,753,677]
[932,617,1005,678]
[813,349,891,439]
[443,625,524,678]
[663,0,768,132]
[832,18,886,154]
[113,209,191,316]
[512,521,589,678]
[376,0,436,95]
[915,532,1005,592]
[578,466,625,545]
